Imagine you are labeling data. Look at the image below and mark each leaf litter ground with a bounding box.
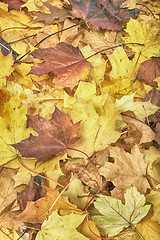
[0,0,160,240]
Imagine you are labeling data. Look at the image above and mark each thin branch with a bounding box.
[17,21,85,61]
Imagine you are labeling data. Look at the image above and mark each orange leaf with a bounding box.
[30,42,91,89]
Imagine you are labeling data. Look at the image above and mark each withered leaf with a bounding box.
[13,107,80,162]
[142,88,160,106]
[69,0,140,31]
[33,2,72,25]
[30,42,90,89]
[18,174,47,211]
[137,57,160,87]
[0,0,24,11]
[100,145,150,201]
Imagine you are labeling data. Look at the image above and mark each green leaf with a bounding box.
[93,185,150,237]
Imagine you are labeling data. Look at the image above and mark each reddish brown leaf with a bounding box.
[13,107,80,162]
[18,174,47,210]
[155,123,160,145]
[142,88,160,106]
[33,2,72,25]
[137,57,160,87]
[0,0,24,11]
[30,42,90,89]
[68,0,140,31]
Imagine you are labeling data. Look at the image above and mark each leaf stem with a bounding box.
[6,76,40,94]
[46,154,95,218]
[0,229,13,240]
[130,224,145,240]
[85,43,144,61]
[17,155,65,188]
[85,210,111,240]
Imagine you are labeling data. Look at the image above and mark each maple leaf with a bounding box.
[18,175,47,210]
[33,2,71,25]
[99,145,150,200]
[137,57,160,88]
[13,107,80,162]
[69,0,140,31]
[36,210,87,240]
[16,187,83,224]
[143,88,160,106]
[93,185,151,237]
[146,187,160,224]
[0,50,14,89]
[0,0,24,11]
[0,167,23,230]
[136,210,160,240]
[30,42,90,89]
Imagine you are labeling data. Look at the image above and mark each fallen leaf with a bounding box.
[33,2,71,25]
[93,185,150,237]
[116,93,159,121]
[0,167,23,230]
[142,88,160,106]
[136,210,160,240]
[100,145,150,200]
[1,0,24,11]
[16,187,83,224]
[137,57,160,88]
[30,42,91,89]
[18,174,47,210]
[13,107,80,162]
[0,50,14,88]
[69,0,140,31]
[63,177,88,209]
[122,112,155,145]
[35,210,88,240]
[146,187,160,224]
[124,19,160,60]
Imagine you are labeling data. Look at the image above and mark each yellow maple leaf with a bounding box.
[0,96,34,144]
[136,210,160,240]
[107,47,142,97]
[146,186,160,224]
[124,19,160,61]
[93,185,150,237]
[0,50,14,88]
[67,99,120,158]
[116,93,159,121]
[35,210,88,240]
[81,45,106,84]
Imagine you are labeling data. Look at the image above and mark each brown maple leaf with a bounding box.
[99,145,150,201]
[16,187,82,224]
[0,0,24,11]
[18,174,48,211]
[137,57,160,87]
[30,42,90,89]
[142,88,160,106]
[68,0,140,31]
[33,2,72,25]
[13,107,80,162]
